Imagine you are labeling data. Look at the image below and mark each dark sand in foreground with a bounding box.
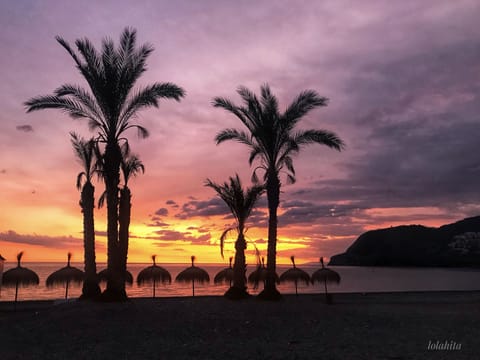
[1,291,479,359]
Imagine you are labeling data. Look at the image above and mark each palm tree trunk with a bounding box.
[118,186,131,291]
[225,231,249,299]
[259,171,282,300]
[80,182,101,300]
[103,141,126,301]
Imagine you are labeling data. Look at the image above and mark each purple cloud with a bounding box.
[0,230,83,249]
[154,229,211,244]
[16,125,33,132]
[155,208,169,216]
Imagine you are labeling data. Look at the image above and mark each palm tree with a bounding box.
[25,28,185,301]
[71,132,101,299]
[213,84,345,300]
[205,174,264,299]
[118,145,144,285]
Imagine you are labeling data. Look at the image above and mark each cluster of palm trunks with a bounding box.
[1,253,340,303]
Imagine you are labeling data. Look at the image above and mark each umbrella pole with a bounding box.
[192,279,195,297]
[153,279,156,298]
[65,280,69,300]
[324,279,328,303]
[295,280,298,296]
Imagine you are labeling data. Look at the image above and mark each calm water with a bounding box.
[1,262,480,301]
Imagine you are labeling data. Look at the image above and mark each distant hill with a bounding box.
[329,216,480,266]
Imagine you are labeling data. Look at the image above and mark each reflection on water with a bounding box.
[1,263,480,301]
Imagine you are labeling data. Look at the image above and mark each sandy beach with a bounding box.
[1,291,479,359]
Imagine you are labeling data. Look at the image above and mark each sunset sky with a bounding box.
[1,0,479,265]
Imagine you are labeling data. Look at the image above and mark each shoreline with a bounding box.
[1,289,480,310]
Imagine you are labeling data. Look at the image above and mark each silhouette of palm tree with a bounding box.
[118,145,144,285]
[70,133,101,299]
[213,84,344,300]
[25,28,185,301]
[205,174,264,299]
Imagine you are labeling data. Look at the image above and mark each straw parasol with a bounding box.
[311,257,341,303]
[2,252,39,303]
[98,268,134,285]
[175,256,210,296]
[248,257,279,289]
[279,256,311,296]
[137,255,172,298]
[214,257,234,287]
[46,252,84,300]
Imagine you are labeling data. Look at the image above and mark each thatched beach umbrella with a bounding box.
[46,252,84,300]
[279,256,311,296]
[137,255,171,298]
[98,268,134,285]
[2,252,39,303]
[214,257,234,287]
[175,256,210,296]
[248,257,279,289]
[311,257,341,304]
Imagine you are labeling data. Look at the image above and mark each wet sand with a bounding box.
[1,291,479,359]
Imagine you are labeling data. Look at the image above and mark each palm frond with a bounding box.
[237,86,263,127]
[251,167,262,184]
[286,174,296,185]
[70,132,97,187]
[119,83,185,128]
[206,175,263,257]
[121,144,145,186]
[55,36,83,69]
[244,184,265,218]
[211,97,252,130]
[93,142,106,181]
[120,27,136,57]
[54,84,103,119]
[282,155,295,175]
[260,83,279,120]
[76,172,86,190]
[25,96,92,119]
[293,129,345,151]
[98,190,107,209]
[248,145,265,165]
[215,128,254,146]
[283,90,328,130]
[75,36,104,84]
[117,124,150,139]
[219,227,235,258]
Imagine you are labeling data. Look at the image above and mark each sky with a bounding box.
[1,0,480,265]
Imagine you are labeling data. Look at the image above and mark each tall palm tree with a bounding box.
[25,28,185,301]
[205,174,264,299]
[118,145,144,285]
[70,132,101,299]
[213,84,345,300]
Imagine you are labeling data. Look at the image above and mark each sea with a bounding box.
[1,262,480,301]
